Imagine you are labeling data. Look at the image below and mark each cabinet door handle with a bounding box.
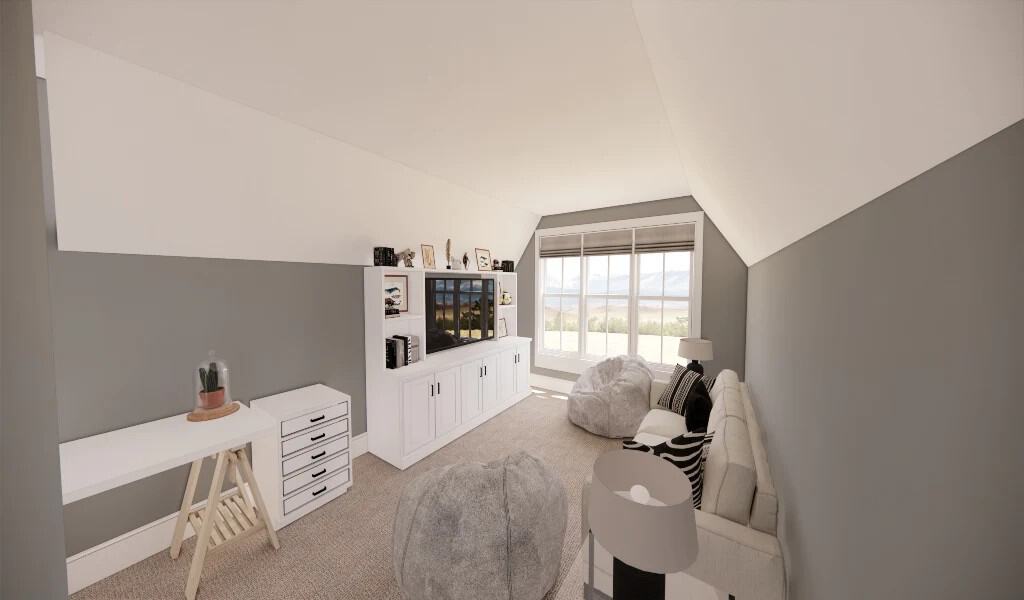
[311,468,327,478]
[437,382,441,395]
[310,415,325,423]
[479,367,483,378]
[310,451,327,460]
[310,432,326,442]
[311,486,328,497]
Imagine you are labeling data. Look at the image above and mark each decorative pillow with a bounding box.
[657,365,713,432]
[623,430,715,509]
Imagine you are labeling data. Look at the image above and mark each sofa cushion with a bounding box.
[709,369,739,405]
[701,379,757,526]
[636,408,686,440]
[741,384,778,535]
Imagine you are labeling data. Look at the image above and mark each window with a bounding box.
[536,213,703,375]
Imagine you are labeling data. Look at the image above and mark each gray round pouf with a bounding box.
[392,451,568,600]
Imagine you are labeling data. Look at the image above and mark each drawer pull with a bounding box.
[311,486,328,497]
[310,451,327,460]
[310,432,326,442]
[309,415,326,423]
[311,468,327,478]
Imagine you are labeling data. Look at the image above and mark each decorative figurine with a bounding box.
[462,252,469,270]
[397,248,416,268]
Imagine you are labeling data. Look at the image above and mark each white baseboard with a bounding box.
[529,373,575,394]
[66,485,241,594]
[65,433,368,594]
[350,432,368,458]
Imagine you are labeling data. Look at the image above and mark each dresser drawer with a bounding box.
[281,418,349,456]
[282,452,349,496]
[282,436,349,477]
[281,401,349,437]
[283,468,350,515]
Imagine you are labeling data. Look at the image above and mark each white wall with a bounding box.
[43,33,539,265]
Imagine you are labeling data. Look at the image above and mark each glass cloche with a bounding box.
[189,351,236,421]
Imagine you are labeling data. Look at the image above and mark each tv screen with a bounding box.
[424,277,495,354]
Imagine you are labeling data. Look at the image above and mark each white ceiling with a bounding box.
[34,0,1024,265]
[633,0,1024,264]
[33,0,688,218]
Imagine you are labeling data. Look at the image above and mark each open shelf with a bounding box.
[385,313,425,322]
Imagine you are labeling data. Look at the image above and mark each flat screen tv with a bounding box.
[424,277,495,354]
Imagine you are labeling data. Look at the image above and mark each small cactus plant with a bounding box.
[198,362,221,393]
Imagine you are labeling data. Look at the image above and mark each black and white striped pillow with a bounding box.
[657,365,714,433]
[658,365,716,411]
[622,430,714,509]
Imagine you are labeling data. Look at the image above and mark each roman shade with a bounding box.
[538,233,582,258]
[634,224,695,253]
[582,229,633,256]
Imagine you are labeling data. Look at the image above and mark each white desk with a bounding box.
[60,404,275,505]
[59,404,280,599]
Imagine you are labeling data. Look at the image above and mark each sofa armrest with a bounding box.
[688,510,786,600]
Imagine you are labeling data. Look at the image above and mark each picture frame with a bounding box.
[475,248,492,271]
[497,317,508,338]
[421,244,436,269]
[384,274,409,313]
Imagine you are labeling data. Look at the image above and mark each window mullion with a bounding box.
[579,254,587,358]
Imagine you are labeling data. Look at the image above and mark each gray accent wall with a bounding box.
[1,1,70,596]
[517,197,747,380]
[35,82,369,555]
[745,120,1023,599]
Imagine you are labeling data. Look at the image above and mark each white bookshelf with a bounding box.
[363,266,530,469]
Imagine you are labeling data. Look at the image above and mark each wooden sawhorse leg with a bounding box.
[169,448,280,600]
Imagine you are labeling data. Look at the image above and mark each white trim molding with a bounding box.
[66,432,368,593]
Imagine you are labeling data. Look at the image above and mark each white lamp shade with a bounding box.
[588,450,698,573]
[678,337,713,361]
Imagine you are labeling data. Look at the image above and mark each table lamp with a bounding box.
[678,337,713,375]
[587,450,698,600]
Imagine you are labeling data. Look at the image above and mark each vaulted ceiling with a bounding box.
[34,0,1024,265]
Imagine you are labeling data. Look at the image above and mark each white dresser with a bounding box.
[251,384,353,530]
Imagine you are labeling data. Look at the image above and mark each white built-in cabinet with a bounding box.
[364,266,532,470]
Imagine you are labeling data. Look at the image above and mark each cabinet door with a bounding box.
[515,344,531,395]
[460,361,482,422]
[435,367,460,437]
[402,375,435,455]
[498,348,516,403]
[480,354,499,412]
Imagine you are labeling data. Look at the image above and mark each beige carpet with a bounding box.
[73,390,616,600]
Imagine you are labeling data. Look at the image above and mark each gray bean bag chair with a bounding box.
[392,451,568,600]
[568,355,653,438]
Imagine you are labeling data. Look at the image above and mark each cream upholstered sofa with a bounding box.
[582,369,786,600]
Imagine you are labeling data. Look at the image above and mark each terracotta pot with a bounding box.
[198,388,225,410]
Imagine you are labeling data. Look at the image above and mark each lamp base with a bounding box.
[686,359,705,375]
[612,558,664,600]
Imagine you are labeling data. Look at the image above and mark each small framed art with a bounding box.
[421,244,436,269]
[384,274,408,314]
[475,248,492,271]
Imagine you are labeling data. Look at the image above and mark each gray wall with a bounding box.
[745,120,1023,599]
[1,1,70,596]
[35,83,369,555]
[517,197,747,380]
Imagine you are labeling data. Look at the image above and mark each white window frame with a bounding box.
[534,212,704,381]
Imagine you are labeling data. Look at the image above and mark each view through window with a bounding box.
[538,218,699,370]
